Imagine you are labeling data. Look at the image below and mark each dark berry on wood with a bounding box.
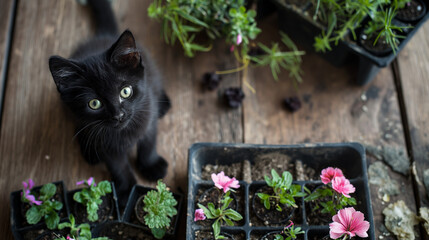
[284,96,302,112]
[224,87,245,108]
[203,72,222,91]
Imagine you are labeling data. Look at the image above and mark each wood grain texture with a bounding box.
[242,16,418,239]
[0,0,14,118]
[0,0,242,239]
[398,21,429,211]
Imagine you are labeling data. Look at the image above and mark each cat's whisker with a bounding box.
[72,120,102,140]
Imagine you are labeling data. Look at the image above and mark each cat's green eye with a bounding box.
[88,99,102,110]
[120,86,133,99]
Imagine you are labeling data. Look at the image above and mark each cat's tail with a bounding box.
[87,0,118,36]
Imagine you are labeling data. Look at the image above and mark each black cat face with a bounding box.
[49,30,150,130]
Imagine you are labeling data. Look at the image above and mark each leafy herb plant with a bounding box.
[311,0,411,53]
[274,221,305,240]
[148,0,304,84]
[73,178,112,222]
[257,169,306,211]
[197,191,243,239]
[143,180,178,239]
[304,167,357,216]
[21,180,63,230]
[195,172,243,240]
[56,214,110,240]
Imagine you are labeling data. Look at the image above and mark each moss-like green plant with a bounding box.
[143,180,178,239]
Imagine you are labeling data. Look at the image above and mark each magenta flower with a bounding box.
[21,179,42,205]
[22,179,35,191]
[194,208,206,221]
[76,177,96,187]
[236,34,242,45]
[331,176,355,198]
[320,167,344,184]
[66,236,75,240]
[329,207,370,239]
[211,171,240,193]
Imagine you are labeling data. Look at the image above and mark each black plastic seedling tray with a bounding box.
[122,184,184,239]
[186,142,375,240]
[268,0,429,85]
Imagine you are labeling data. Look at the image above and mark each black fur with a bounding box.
[48,0,170,206]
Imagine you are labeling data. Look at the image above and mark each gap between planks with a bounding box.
[391,58,428,240]
[0,0,18,131]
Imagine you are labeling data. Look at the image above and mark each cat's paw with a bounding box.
[138,156,168,181]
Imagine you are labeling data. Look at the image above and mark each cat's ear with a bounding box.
[49,56,81,92]
[108,30,141,69]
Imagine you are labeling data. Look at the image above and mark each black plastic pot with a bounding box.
[122,184,183,239]
[264,0,429,85]
[10,181,70,240]
[186,142,375,240]
[67,182,120,226]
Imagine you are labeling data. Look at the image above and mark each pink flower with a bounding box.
[230,45,235,52]
[66,236,75,240]
[211,171,240,193]
[236,34,242,45]
[25,194,42,206]
[21,179,42,205]
[22,179,35,191]
[194,208,206,221]
[76,177,96,187]
[331,176,355,198]
[320,167,344,184]
[329,207,370,239]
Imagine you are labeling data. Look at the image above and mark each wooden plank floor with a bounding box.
[0,0,427,239]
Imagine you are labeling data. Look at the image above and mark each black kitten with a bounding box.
[48,0,170,204]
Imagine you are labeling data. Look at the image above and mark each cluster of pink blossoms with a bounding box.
[321,167,370,239]
[320,167,355,198]
[194,171,240,221]
[21,179,42,206]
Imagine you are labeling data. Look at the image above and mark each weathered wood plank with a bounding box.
[242,16,418,239]
[0,0,242,239]
[0,0,15,122]
[397,21,429,213]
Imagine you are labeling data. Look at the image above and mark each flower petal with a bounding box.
[28,179,34,189]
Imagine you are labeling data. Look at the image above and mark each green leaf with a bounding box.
[212,219,221,239]
[40,183,56,199]
[45,212,60,230]
[257,193,269,200]
[151,228,166,239]
[224,209,243,221]
[26,206,42,224]
[263,198,271,209]
[197,204,215,219]
[53,201,63,211]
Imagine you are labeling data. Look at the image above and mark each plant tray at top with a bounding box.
[265,0,429,85]
[186,142,375,240]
